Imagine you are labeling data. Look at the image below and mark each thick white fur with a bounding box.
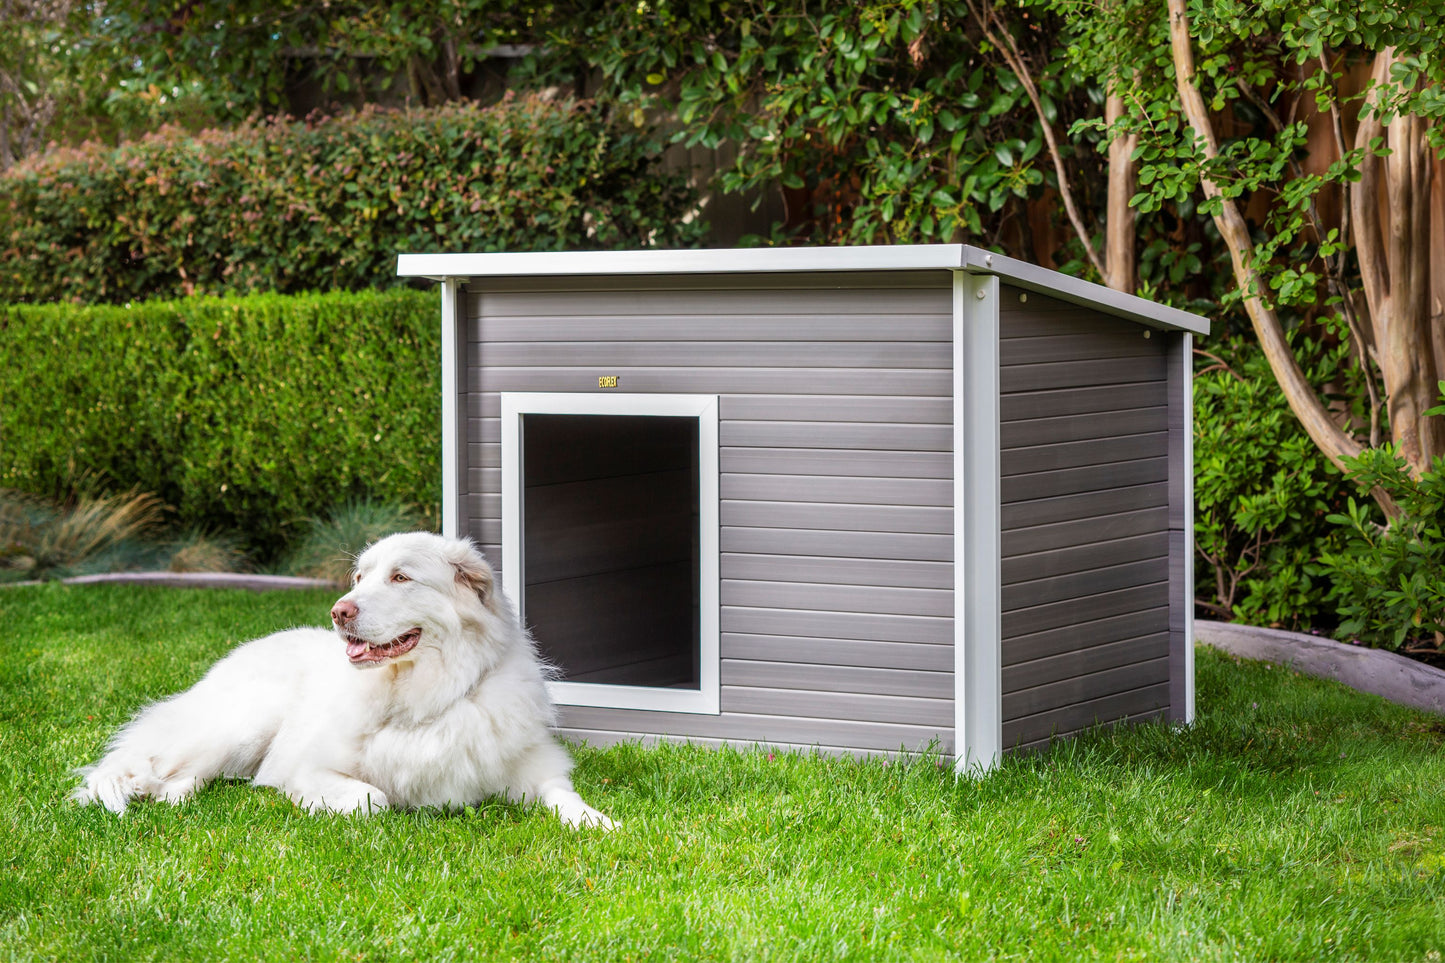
[72,532,613,829]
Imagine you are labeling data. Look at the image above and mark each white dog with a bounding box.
[72,532,613,829]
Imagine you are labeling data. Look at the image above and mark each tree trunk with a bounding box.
[1166,0,1366,478]
[1351,49,1445,477]
[1103,90,1137,294]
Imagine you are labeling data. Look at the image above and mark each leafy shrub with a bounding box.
[1317,408,1445,654]
[0,95,703,304]
[0,289,440,558]
[1192,340,1350,629]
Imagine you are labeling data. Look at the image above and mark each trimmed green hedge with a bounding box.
[0,95,702,304]
[1,289,441,556]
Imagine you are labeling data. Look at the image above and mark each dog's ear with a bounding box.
[445,538,495,604]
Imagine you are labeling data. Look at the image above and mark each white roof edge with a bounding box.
[396,244,1209,335]
[397,245,966,279]
[956,247,1210,336]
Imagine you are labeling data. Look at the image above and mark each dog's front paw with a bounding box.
[557,800,617,831]
[295,784,390,815]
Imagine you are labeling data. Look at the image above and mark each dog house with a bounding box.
[396,245,1209,770]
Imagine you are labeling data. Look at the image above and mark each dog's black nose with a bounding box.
[331,599,358,624]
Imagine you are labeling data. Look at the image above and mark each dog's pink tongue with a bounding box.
[346,638,372,661]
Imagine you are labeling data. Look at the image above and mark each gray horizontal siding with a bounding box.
[723,395,952,423]
[1000,381,1166,421]
[1004,608,1172,666]
[1004,631,1169,692]
[556,730,936,761]
[1001,531,1169,582]
[721,553,953,589]
[1003,658,1169,722]
[998,356,1165,393]
[472,315,952,342]
[722,447,953,478]
[724,607,953,645]
[1003,684,1170,749]
[720,527,952,562]
[470,341,950,369]
[720,421,952,451]
[1002,508,1170,560]
[555,708,947,755]
[723,634,953,670]
[721,473,952,507]
[999,285,1172,745]
[726,578,954,618]
[1000,482,1168,530]
[469,392,954,423]
[474,366,952,396]
[1000,432,1167,475]
[464,273,957,756]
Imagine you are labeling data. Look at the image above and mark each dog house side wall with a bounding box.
[996,285,1176,750]
[459,271,958,756]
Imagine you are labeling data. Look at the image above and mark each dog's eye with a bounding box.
[352,573,362,585]
[390,572,410,584]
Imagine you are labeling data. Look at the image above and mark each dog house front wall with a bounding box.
[464,271,958,757]
[400,245,1208,767]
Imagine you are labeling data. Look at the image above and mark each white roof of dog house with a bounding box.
[396,244,1210,336]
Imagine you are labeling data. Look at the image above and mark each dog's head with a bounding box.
[329,532,502,669]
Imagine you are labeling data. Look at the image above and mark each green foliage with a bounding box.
[544,1,1085,249]
[0,95,702,304]
[1318,429,1445,652]
[1192,341,1349,628]
[67,1,556,126]
[1053,0,1445,316]
[0,289,441,559]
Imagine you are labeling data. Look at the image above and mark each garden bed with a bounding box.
[1196,620,1445,716]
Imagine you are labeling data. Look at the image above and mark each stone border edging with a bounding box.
[1195,620,1445,716]
[43,571,339,592]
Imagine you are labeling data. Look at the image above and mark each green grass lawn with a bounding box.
[2,583,1444,962]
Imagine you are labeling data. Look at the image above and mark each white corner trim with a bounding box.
[440,278,461,539]
[1182,333,1196,724]
[954,272,1003,774]
[499,391,721,715]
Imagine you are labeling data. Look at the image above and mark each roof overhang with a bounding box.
[396,244,1210,336]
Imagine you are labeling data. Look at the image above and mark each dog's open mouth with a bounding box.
[345,629,421,665]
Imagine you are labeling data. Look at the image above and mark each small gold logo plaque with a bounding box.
[598,375,620,388]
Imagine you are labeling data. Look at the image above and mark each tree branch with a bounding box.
[1166,0,1367,482]
[964,0,1107,280]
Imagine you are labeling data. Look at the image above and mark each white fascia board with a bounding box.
[398,244,1210,336]
[397,244,969,280]
[957,248,1211,336]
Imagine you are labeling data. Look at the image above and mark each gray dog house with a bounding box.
[396,245,1209,770]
